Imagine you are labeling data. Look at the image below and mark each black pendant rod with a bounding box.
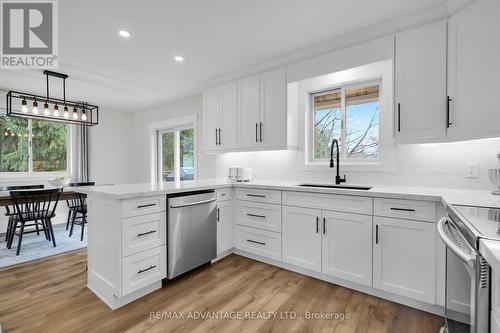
[46,73,49,102]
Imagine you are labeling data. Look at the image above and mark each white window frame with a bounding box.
[0,117,75,181]
[148,114,198,183]
[300,60,396,172]
[310,79,381,163]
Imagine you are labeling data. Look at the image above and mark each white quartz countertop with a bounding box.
[481,239,500,273]
[75,178,500,208]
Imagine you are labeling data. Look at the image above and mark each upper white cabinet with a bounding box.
[447,0,500,140]
[373,216,436,304]
[203,82,238,151]
[203,67,296,152]
[394,20,447,142]
[238,67,288,150]
[238,75,261,149]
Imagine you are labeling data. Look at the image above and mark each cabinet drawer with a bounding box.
[283,191,372,215]
[216,188,232,202]
[235,188,281,204]
[234,225,281,261]
[235,200,281,233]
[374,198,436,222]
[122,196,166,218]
[122,245,166,296]
[122,213,166,257]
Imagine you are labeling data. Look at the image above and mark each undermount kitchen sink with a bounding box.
[297,183,373,190]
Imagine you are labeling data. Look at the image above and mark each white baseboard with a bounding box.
[233,249,445,317]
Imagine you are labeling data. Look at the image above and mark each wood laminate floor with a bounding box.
[0,249,443,333]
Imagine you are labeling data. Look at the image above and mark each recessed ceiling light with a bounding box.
[174,56,184,62]
[118,30,130,38]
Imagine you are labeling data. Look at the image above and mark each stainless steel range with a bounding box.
[438,205,500,333]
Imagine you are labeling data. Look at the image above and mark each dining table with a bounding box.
[0,187,86,207]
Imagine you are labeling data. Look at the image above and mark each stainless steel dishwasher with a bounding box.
[167,190,217,279]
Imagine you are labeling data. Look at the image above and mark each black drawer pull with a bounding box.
[247,239,266,246]
[323,217,326,235]
[376,225,379,244]
[390,207,416,212]
[137,265,157,274]
[247,213,266,219]
[246,194,266,198]
[137,230,156,237]
[316,216,319,234]
[137,203,156,209]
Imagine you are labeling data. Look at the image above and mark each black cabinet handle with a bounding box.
[247,213,266,219]
[217,208,220,222]
[137,265,157,274]
[137,230,156,237]
[376,225,379,244]
[137,203,156,209]
[246,194,266,198]
[323,217,326,235]
[397,103,401,132]
[390,207,416,212]
[316,216,319,234]
[247,239,266,246]
[446,96,452,128]
[255,123,258,142]
[259,122,263,142]
[215,128,218,145]
[218,128,222,145]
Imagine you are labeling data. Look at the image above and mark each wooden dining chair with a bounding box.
[66,182,94,241]
[4,184,44,245]
[7,188,62,255]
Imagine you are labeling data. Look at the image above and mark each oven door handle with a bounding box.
[437,217,476,268]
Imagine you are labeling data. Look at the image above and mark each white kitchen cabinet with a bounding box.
[282,206,322,272]
[238,75,261,149]
[394,20,447,142]
[447,0,500,140]
[373,216,436,303]
[217,200,233,255]
[259,67,287,150]
[203,87,220,151]
[203,82,238,151]
[322,210,372,286]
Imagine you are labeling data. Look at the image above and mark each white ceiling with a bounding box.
[0,0,454,112]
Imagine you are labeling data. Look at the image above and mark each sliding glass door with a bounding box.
[157,126,195,182]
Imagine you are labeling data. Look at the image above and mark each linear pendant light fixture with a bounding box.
[6,70,99,126]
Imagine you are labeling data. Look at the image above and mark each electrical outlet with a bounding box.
[465,163,479,178]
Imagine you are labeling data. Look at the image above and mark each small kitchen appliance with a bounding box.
[228,167,253,182]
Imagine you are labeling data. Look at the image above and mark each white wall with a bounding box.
[89,109,132,185]
[128,95,216,183]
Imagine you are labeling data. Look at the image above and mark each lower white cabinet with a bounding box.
[282,206,322,272]
[322,210,372,286]
[122,245,166,296]
[282,206,372,286]
[217,200,233,254]
[373,216,436,303]
[234,225,281,261]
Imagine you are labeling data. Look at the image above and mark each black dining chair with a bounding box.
[7,188,62,255]
[66,182,94,241]
[4,184,45,244]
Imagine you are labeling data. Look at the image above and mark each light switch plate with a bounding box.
[466,163,479,178]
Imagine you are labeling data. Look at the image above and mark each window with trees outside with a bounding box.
[0,115,69,174]
[158,126,195,182]
[311,82,380,163]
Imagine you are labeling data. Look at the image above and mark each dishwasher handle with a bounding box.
[437,217,475,268]
[170,198,216,209]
